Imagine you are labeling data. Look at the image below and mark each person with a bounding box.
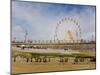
[74,57,78,64]
[26,58,29,62]
[30,58,33,62]
[13,57,16,62]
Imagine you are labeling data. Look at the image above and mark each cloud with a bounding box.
[12,1,96,41]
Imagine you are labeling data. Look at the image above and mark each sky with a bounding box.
[12,0,96,41]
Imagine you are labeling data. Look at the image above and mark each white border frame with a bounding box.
[0,0,100,75]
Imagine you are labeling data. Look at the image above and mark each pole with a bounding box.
[24,30,28,43]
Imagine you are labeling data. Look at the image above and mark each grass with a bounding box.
[12,49,95,58]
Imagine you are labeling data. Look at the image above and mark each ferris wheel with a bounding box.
[54,16,82,43]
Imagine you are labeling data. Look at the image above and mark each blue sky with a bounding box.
[12,0,96,41]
